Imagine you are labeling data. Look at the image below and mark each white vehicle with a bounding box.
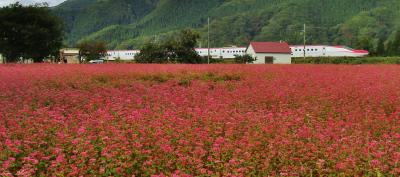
[89,60,104,64]
[104,47,247,60]
[197,45,369,59]
[290,45,369,58]
[101,45,368,61]
[195,47,247,59]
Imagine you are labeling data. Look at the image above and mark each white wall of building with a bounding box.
[246,45,292,64]
[59,48,80,63]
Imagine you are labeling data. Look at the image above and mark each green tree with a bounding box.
[135,29,202,64]
[76,40,107,63]
[135,41,167,63]
[0,3,63,63]
[375,38,386,56]
[173,29,202,63]
[387,30,400,56]
[356,36,373,53]
[234,54,256,64]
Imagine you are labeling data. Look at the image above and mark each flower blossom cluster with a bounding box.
[0,64,399,176]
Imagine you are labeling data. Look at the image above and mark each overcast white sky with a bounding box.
[0,0,66,7]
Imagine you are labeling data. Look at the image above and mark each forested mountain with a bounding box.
[53,0,159,44]
[54,0,400,52]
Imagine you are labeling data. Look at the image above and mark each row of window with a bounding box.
[125,53,137,56]
[224,50,245,53]
[197,50,245,54]
[110,50,247,55]
[293,48,319,52]
[107,53,137,56]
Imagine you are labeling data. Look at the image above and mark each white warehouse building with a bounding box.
[246,42,292,64]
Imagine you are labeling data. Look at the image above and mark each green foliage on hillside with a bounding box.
[136,29,203,64]
[53,0,158,44]
[55,0,400,55]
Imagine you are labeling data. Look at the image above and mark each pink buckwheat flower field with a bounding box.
[0,64,399,176]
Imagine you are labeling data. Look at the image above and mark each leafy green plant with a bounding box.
[234,54,256,64]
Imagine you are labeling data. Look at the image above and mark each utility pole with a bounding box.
[207,17,210,64]
[303,23,306,60]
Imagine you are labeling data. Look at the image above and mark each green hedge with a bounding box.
[293,57,400,64]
